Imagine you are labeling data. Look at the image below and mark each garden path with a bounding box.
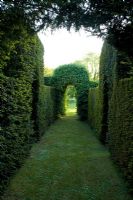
[3,113,132,200]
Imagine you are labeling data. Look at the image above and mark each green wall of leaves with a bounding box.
[0,24,57,194]
[109,78,133,191]
[88,41,133,191]
[51,64,90,120]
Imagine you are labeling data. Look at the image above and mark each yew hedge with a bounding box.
[109,78,133,192]
[88,41,133,192]
[0,25,57,194]
[51,64,90,120]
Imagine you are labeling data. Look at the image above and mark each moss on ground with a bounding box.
[2,113,132,200]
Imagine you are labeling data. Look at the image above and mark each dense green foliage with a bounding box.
[99,41,133,143]
[109,78,133,192]
[98,41,117,143]
[0,26,57,194]
[38,86,57,137]
[0,26,35,193]
[50,64,89,120]
[88,88,102,138]
[89,41,133,143]
[0,76,33,194]
[88,41,133,192]
[88,42,117,143]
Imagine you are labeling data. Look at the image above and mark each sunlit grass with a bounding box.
[2,116,132,200]
[66,108,77,116]
[65,96,77,116]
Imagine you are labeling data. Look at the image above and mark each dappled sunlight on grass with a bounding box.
[65,96,77,116]
[2,116,132,200]
[66,108,77,116]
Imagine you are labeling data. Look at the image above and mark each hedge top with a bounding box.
[52,64,89,91]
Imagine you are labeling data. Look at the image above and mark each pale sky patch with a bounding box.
[38,29,103,68]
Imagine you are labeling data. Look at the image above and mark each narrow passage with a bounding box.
[3,114,131,200]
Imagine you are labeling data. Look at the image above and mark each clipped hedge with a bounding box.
[88,88,102,138]
[0,75,33,193]
[51,64,89,120]
[0,25,36,193]
[38,85,57,137]
[98,41,117,143]
[0,77,57,194]
[109,78,133,191]
[0,25,57,194]
[88,40,133,191]
[89,41,133,143]
[88,41,117,143]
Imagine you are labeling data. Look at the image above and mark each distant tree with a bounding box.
[66,86,77,98]
[84,53,100,81]
[44,67,54,76]
[65,86,77,111]
[74,53,100,81]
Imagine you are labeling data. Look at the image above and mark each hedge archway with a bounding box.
[51,64,89,120]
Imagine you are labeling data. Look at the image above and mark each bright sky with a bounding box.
[38,29,103,69]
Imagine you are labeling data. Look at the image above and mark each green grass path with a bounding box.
[3,114,132,200]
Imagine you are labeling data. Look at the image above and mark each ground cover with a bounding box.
[2,113,132,200]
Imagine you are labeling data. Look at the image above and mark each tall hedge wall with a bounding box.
[88,41,117,143]
[0,75,33,193]
[89,41,133,144]
[88,40,133,191]
[99,41,117,143]
[38,85,57,137]
[88,88,102,137]
[0,24,57,194]
[109,78,133,191]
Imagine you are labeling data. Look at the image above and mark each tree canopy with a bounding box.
[1,0,133,55]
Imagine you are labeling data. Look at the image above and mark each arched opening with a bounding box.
[65,85,77,115]
[48,63,90,120]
